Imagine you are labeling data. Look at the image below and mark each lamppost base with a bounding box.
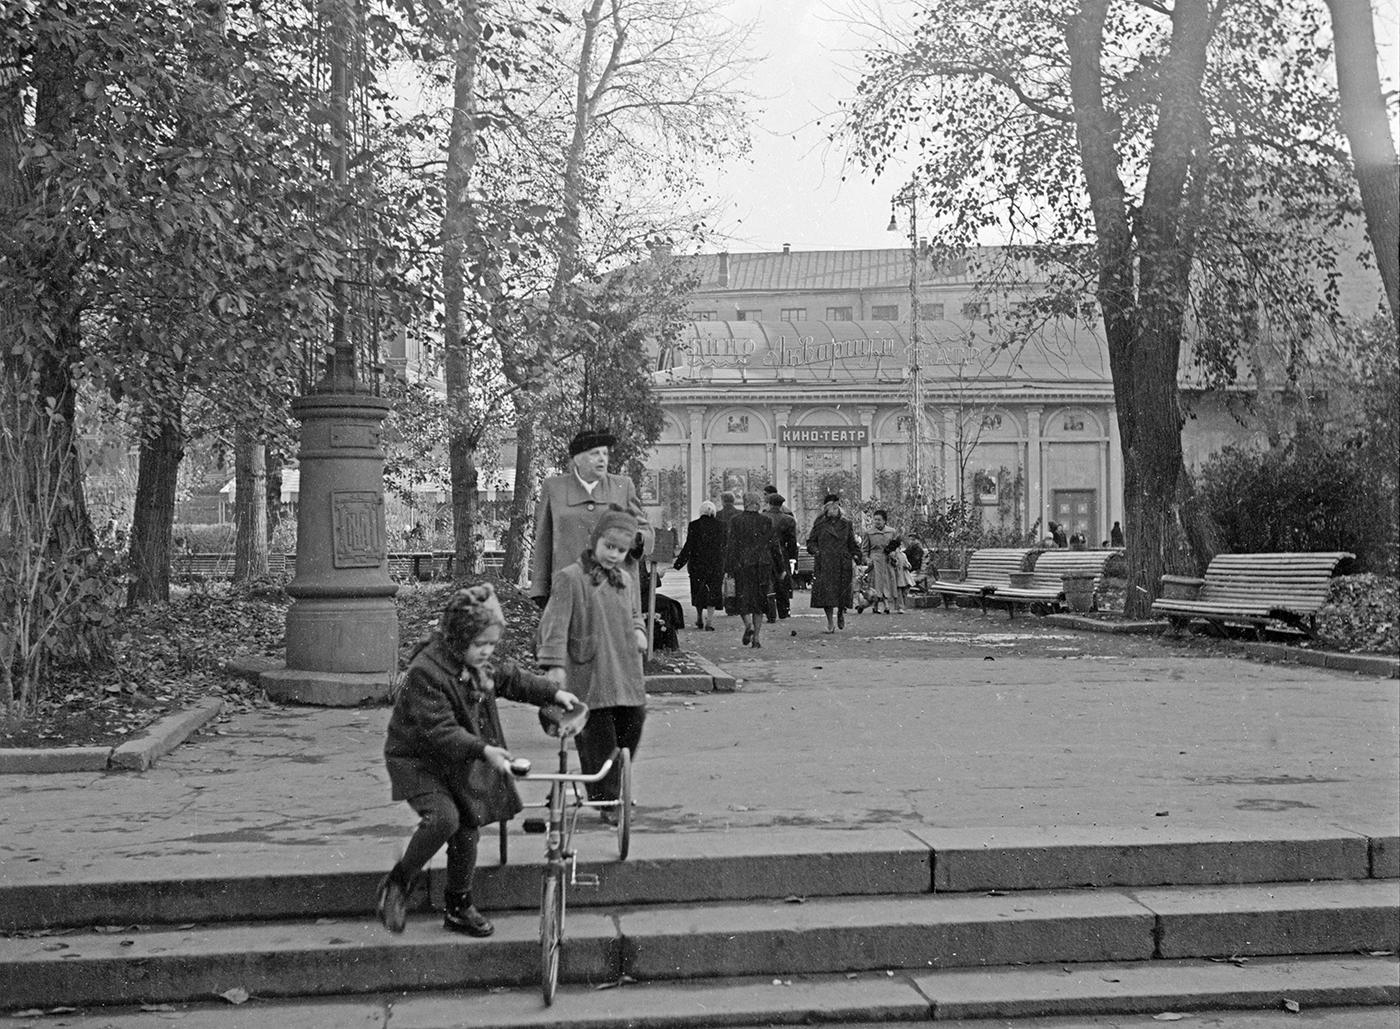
[258,661,398,707]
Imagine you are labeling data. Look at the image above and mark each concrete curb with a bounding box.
[646,652,738,693]
[1043,613,1166,634]
[1044,612,1400,678]
[0,698,225,775]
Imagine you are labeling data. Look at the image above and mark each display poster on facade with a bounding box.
[780,425,870,446]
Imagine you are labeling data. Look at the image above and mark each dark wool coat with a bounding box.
[806,514,861,609]
[764,508,799,564]
[673,514,726,606]
[529,471,652,603]
[724,510,783,614]
[384,638,557,826]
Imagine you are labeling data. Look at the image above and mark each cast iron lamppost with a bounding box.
[888,183,928,514]
[260,0,398,706]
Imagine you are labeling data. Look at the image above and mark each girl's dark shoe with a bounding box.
[376,867,409,934]
[443,893,495,937]
[741,627,753,644]
[704,624,715,631]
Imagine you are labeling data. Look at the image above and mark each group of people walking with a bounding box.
[673,488,917,640]
[673,487,798,648]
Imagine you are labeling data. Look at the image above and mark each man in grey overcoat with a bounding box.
[529,429,653,608]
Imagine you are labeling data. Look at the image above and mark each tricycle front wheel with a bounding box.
[540,864,565,1005]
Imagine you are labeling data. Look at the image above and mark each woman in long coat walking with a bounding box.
[724,492,783,648]
[806,493,861,633]
[673,501,726,630]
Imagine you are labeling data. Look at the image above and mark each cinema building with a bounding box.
[635,246,1330,542]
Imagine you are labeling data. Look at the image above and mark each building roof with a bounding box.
[651,319,1110,387]
[672,247,986,293]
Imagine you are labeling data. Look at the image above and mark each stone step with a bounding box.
[2,880,1395,1009]
[4,825,1391,933]
[7,956,1397,1028]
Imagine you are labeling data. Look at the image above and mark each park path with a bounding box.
[2,599,1395,891]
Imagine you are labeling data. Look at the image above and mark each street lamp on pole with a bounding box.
[889,183,925,513]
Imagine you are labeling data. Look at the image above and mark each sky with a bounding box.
[702,0,1400,256]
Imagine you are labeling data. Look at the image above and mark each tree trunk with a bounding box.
[1326,0,1399,325]
[443,0,484,582]
[127,410,183,606]
[1069,0,1214,617]
[501,0,610,586]
[265,445,283,542]
[233,428,268,580]
[500,410,536,582]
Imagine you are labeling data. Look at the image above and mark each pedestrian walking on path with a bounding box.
[806,492,861,633]
[378,585,580,938]
[537,506,649,816]
[673,500,725,630]
[725,491,784,649]
[763,491,799,634]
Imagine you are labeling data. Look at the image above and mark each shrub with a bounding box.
[1196,433,1397,573]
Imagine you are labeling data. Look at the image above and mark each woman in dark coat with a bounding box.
[806,493,861,633]
[724,491,783,648]
[673,501,726,630]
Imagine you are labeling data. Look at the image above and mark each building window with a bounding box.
[736,308,762,320]
[780,307,807,321]
[693,310,716,321]
[961,300,987,319]
[825,306,853,321]
[871,304,899,320]
[918,301,944,320]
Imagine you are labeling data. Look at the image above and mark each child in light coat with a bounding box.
[537,506,648,819]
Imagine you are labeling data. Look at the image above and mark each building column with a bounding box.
[774,405,792,498]
[1026,406,1043,536]
[941,408,957,502]
[688,406,705,515]
[858,406,876,500]
[1107,405,1123,532]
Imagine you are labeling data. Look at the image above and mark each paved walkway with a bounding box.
[1,593,1397,889]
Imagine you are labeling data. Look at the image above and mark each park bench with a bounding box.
[387,551,436,581]
[173,552,236,580]
[928,548,1035,612]
[989,548,1121,618]
[1150,551,1353,637]
[173,552,292,580]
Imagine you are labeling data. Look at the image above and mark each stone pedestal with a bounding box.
[261,392,399,706]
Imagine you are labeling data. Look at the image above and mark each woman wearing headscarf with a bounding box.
[723,491,784,648]
[673,500,726,630]
[806,493,861,633]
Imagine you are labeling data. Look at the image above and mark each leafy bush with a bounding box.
[1315,574,1399,655]
[1196,433,1397,574]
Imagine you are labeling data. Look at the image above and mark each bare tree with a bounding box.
[842,0,1361,616]
[495,0,753,581]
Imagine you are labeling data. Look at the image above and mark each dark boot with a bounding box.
[443,891,494,937]
[376,864,410,934]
